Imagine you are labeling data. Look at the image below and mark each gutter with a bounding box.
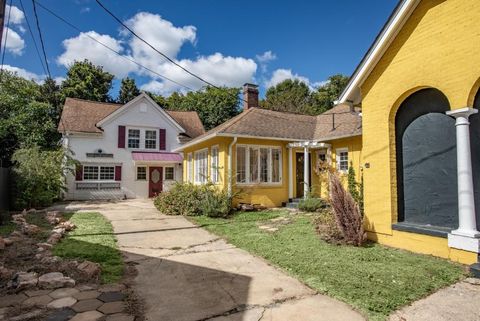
[227,136,237,196]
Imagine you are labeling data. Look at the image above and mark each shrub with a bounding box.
[298,197,325,212]
[154,183,233,217]
[314,207,343,243]
[329,173,366,246]
[11,146,75,209]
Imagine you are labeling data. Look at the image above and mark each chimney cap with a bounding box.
[243,83,259,89]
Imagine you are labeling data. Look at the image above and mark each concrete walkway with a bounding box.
[56,199,365,321]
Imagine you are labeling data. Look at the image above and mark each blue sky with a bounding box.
[2,0,398,98]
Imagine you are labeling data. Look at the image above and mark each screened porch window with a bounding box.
[211,146,219,183]
[236,145,282,184]
[194,149,208,184]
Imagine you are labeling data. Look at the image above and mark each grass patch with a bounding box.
[192,211,465,321]
[53,212,123,283]
[0,222,15,237]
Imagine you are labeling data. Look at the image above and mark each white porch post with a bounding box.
[288,147,293,199]
[446,107,480,252]
[304,146,309,199]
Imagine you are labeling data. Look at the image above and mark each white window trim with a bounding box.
[82,165,116,182]
[236,144,282,186]
[126,126,159,151]
[136,166,147,181]
[187,153,193,183]
[336,148,349,173]
[164,166,175,181]
[194,148,209,184]
[210,145,219,183]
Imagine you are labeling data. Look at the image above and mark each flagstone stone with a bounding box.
[23,294,53,306]
[70,310,104,321]
[71,298,103,313]
[98,301,125,314]
[73,290,100,300]
[49,287,80,299]
[47,297,77,309]
[0,293,27,308]
[98,291,125,303]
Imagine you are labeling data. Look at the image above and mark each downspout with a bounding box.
[227,136,238,196]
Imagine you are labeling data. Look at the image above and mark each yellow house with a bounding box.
[173,83,362,208]
[336,0,480,267]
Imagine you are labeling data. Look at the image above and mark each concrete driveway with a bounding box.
[56,199,365,321]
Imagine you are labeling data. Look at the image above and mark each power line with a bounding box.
[0,0,12,73]
[19,0,47,75]
[33,0,194,91]
[95,0,222,91]
[31,0,50,78]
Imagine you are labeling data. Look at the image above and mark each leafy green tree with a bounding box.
[11,146,75,209]
[260,79,315,115]
[164,87,241,130]
[118,77,140,103]
[61,59,114,102]
[312,74,349,114]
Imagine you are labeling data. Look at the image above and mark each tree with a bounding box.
[118,77,140,103]
[61,59,114,102]
[260,79,315,115]
[312,74,349,114]
[164,87,241,130]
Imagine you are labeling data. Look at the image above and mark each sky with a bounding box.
[1,0,398,98]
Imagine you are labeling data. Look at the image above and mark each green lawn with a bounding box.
[0,221,15,237]
[192,211,465,321]
[53,212,123,283]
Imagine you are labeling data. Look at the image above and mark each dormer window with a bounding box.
[128,129,140,148]
[145,130,157,149]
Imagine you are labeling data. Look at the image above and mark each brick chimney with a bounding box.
[243,83,259,111]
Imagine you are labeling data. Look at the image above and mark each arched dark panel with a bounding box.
[472,88,480,229]
[396,88,457,228]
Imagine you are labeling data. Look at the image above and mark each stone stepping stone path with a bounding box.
[0,283,135,321]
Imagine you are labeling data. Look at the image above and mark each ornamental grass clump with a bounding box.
[329,174,366,246]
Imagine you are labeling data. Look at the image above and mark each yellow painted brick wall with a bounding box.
[360,0,480,257]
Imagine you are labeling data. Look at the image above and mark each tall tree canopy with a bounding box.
[61,59,114,102]
[261,79,314,114]
[0,71,60,166]
[118,77,140,103]
[312,74,350,114]
[260,74,350,115]
[151,87,241,130]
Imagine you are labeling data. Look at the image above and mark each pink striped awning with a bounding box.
[132,151,183,162]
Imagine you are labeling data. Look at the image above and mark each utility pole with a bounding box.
[0,0,6,52]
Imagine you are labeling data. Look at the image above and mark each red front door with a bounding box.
[149,167,163,198]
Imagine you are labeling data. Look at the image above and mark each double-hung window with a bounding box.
[187,153,193,183]
[211,146,219,183]
[165,167,174,180]
[194,149,208,184]
[145,130,157,149]
[128,129,140,148]
[336,148,349,172]
[136,166,147,180]
[83,165,115,180]
[236,145,282,184]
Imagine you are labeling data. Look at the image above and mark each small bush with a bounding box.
[314,207,343,243]
[330,173,366,246]
[298,197,325,212]
[154,182,233,217]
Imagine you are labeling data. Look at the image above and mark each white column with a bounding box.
[304,146,309,199]
[288,147,293,199]
[446,107,480,253]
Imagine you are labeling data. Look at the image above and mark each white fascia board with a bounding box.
[96,92,186,133]
[338,0,420,104]
[219,133,305,142]
[172,133,218,152]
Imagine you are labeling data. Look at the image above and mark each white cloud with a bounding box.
[57,31,138,78]
[256,50,276,73]
[6,5,25,25]
[2,65,45,83]
[2,27,25,55]
[266,68,311,88]
[125,12,196,67]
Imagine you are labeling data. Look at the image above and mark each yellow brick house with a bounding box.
[173,83,362,208]
[175,0,480,268]
[336,0,480,266]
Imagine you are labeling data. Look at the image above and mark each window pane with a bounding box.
[211,147,219,183]
[187,154,193,182]
[195,150,208,183]
[100,166,115,180]
[249,147,258,182]
[165,167,174,180]
[128,129,140,148]
[338,150,348,171]
[83,166,98,180]
[145,130,157,149]
[137,167,146,180]
[271,149,281,183]
[260,148,269,182]
[236,146,246,183]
